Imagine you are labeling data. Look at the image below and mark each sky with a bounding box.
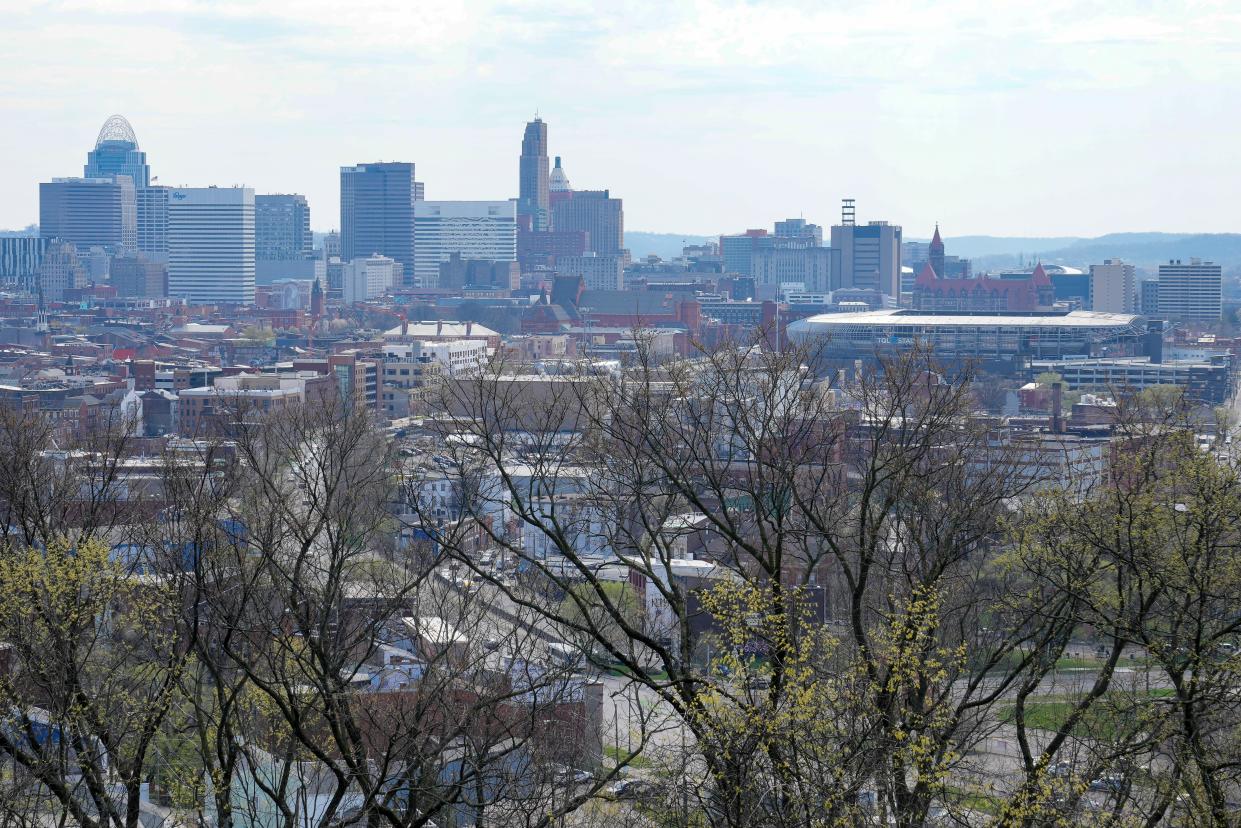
[3,0,1241,238]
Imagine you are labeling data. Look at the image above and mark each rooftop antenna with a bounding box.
[842,198,856,227]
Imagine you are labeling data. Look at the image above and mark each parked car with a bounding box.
[550,764,592,785]
[1089,773,1126,792]
[609,779,660,799]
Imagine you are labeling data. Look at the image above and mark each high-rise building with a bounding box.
[1157,258,1222,322]
[136,186,169,262]
[340,162,423,285]
[720,230,769,277]
[256,194,312,261]
[0,237,51,289]
[39,176,137,252]
[830,202,902,297]
[751,247,840,293]
[549,156,572,193]
[518,119,550,231]
[1139,279,1160,315]
[774,218,823,246]
[414,201,517,288]
[551,190,623,256]
[84,115,150,188]
[37,240,87,302]
[321,231,341,259]
[1089,259,1136,313]
[110,255,167,298]
[342,254,399,304]
[167,187,255,304]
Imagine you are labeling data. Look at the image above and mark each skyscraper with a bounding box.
[256,194,313,260]
[413,201,517,288]
[84,115,149,187]
[1157,258,1221,321]
[549,156,572,193]
[551,190,623,256]
[518,119,550,231]
[39,177,137,252]
[168,187,255,304]
[1089,259,1136,313]
[340,163,422,285]
[0,237,51,290]
[136,186,169,262]
[830,201,902,297]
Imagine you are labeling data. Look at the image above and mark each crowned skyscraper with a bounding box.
[85,115,149,187]
[518,118,550,231]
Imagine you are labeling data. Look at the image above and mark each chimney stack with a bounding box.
[436,320,443,336]
[401,311,408,337]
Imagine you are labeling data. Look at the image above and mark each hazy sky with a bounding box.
[3,1,1240,238]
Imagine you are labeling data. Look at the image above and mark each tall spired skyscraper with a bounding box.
[85,115,150,187]
[518,118,550,231]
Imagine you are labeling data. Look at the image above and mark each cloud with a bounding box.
[2,0,1241,235]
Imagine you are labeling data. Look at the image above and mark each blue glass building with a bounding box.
[84,115,149,188]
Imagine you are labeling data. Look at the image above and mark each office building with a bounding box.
[342,254,399,304]
[340,162,423,284]
[751,247,840,293]
[1089,259,1136,313]
[437,254,520,292]
[551,190,623,256]
[167,187,255,304]
[519,119,550,231]
[39,177,137,252]
[413,201,517,288]
[256,194,312,261]
[84,115,149,187]
[774,218,823,246]
[830,201,902,298]
[555,253,624,291]
[1157,258,1222,322]
[549,156,572,193]
[0,237,51,288]
[517,228,588,269]
[136,186,169,261]
[720,230,769,276]
[110,255,167,298]
[321,231,340,258]
[1139,280,1160,315]
[37,240,87,302]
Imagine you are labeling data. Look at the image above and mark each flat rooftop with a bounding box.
[790,309,1142,329]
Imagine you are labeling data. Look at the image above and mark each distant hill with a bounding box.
[921,235,1083,259]
[626,232,715,260]
[942,232,1241,272]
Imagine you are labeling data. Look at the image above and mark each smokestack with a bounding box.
[1051,382,1064,434]
[466,321,473,337]
[401,312,408,337]
[436,320,443,336]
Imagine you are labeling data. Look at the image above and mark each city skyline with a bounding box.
[4,2,1241,237]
